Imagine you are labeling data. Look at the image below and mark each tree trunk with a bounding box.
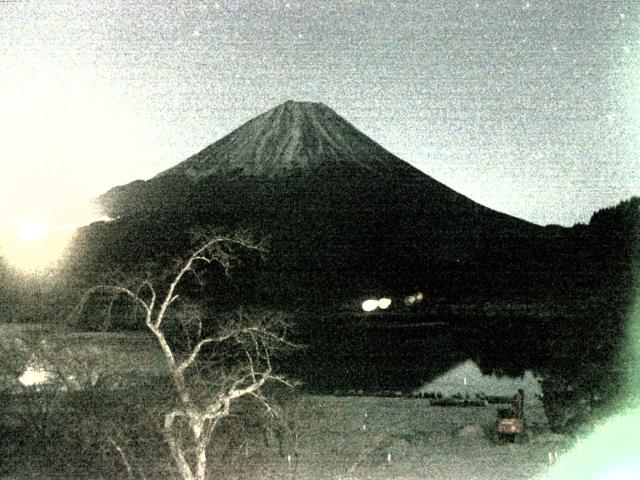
[194,438,208,480]
[165,412,195,480]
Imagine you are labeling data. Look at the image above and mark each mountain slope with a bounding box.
[99,100,457,216]
[88,101,545,306]
[158,100,403,179]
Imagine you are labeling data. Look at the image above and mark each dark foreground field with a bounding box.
[1,385,579,480]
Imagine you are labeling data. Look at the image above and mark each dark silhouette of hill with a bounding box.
[82,101,546,306]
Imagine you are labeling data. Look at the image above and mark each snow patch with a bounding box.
[156,100,404,179]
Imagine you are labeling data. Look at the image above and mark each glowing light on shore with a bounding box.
[404,292,424,306]
[19,364,54,387]
[361,299,379,312]
[378,298,392,309]
[361,297,393,312]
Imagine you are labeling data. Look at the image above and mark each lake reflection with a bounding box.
[285,312,568,394]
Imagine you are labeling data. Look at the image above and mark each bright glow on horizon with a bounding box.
[0,203,111,273]
[2,227,72,273]
[16,217,51,244]
[0,47,159,240]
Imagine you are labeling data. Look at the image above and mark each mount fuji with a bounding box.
[85,101,546,306]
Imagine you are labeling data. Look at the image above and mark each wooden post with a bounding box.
[512,389,524,420]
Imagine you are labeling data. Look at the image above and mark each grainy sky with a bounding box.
[1,0,639,229]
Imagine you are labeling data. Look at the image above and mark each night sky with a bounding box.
[2,1,639,235]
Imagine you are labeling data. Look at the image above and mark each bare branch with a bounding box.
[176,337,217,374]
[109,438,134,480]
[137,279,157,314]
[105,293,119,332]
[249,391,275,417]
[146,323,178,373]
[245,341,257,382]
[191,256,212,264]
[70,284,153,327]
[227,367,272,401]
[154,234,263,330]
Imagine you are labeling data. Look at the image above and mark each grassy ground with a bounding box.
[1,387,577,480]
[273,395,571,480]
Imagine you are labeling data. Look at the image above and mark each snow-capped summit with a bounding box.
[156,100,410,179]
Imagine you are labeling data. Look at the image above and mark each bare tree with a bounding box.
[73,231,295,480]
